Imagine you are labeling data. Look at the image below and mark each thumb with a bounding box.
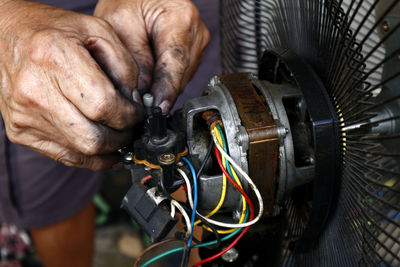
[95,9,155,95]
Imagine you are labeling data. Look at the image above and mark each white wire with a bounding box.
[170,199,192,238]
[184,130,264,229]
[177,168,194,208]
[170,201,176,218]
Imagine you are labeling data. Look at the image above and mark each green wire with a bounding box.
[216,123,235,179]
[141,123,248,267]
[140,209,249,267]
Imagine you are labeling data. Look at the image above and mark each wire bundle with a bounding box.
[135,121,263,267]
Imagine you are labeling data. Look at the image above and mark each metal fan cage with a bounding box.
[219,0,400,265]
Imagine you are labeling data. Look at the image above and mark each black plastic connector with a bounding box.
[121,182,177,242]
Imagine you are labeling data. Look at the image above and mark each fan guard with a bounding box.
[220,0,400,265]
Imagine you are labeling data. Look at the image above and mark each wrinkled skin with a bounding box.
[0,0,209,170]
[95,0,210,112]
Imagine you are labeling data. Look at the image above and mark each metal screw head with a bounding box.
[382,20,390,32]
[305,156,315,165]
[123,152,133,162]
[221,247,239,263]
[158,153,175,165]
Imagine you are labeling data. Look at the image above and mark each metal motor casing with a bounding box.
[183,73,315,216]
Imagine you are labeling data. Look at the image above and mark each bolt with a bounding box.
[278,126,289,138]
[176,161,184,167]
[221,247,239,263]
[382,20,390,32]
[209,76,221,87]
[158,153,175,165]
[249,72,258,80]
[123,152,133,162]
[305,156,315,165]
[144,166,151,171]
[297,100,302,109]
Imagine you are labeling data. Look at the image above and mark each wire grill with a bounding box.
[220,0,400,265]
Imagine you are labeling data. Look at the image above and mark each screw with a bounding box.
[221,247,239,263]
[123,152,133,162]
[382,20,390,32]
[305,156,315,165]
[158,153,175,165]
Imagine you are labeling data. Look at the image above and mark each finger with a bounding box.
[151,48,186,113]
[30,138,121,171]
[9,101,134,156]
[5,124,121,171]
[85,36,141,104]
[95,11,155,94]
[58,41,143,130]
[52,100,135,156]
[151,21,209,113]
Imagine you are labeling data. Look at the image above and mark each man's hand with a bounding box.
[0,1,143,170]
[95,0,210,112]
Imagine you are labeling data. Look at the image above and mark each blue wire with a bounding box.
[182,156,197,247]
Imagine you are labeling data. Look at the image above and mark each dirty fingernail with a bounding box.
[159,100,171,114]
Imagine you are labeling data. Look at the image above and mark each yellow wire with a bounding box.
[194,127,227,226]
[198,125,247,234]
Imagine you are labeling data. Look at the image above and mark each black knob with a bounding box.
[149,107,167,139]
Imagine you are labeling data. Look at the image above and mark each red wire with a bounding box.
[140,175,153,184]
[213,146,254,215]
[193,146,255,267]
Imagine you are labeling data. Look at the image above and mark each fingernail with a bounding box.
[159,100,171,114]
[112,162,124,170]
[132,90,143,105]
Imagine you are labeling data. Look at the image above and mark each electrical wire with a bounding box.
[140,175,153,185]
[196,139,214,178]
[134,238,183,267]
[195,125,246,234]
[193,148,256,267]
[139,209,249,267]
[170,199,192,238]
[179,143,255,265]
[197,129,263,228]
[212,126,247,233]
[176,168,193,208]
[185,129,260,228]
[193,135,228,229]
[180,203,221,249]
[181,157,197,247]
[178,167,221,247]
[139,123,258,266]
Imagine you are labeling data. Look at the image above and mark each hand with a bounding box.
[0,1,143,170]
[95,0,210,112]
